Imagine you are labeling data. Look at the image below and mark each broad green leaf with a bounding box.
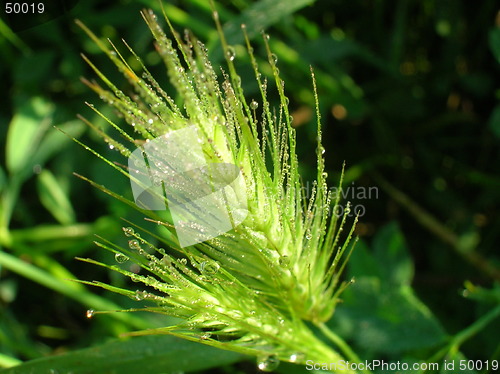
[348,222,413,286]
[0,354,21,370]
[31,120,86,174]
[0,335,243,374]
[37,169,76,225]
[372,222,414,286]
[334,278,446,355]
[347,240,382,280]
[221,0,315,47]
[334,223,445,354]
[5,97,53,175]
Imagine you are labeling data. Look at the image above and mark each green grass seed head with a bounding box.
[76,4,357,370]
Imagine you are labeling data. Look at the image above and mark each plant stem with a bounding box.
[316,323,372,374]
[449,303,500,354]
[427,303,500,364]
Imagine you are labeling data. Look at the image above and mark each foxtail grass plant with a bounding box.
[74,3,362,373]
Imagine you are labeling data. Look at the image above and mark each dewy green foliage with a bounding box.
[74,3,359,371]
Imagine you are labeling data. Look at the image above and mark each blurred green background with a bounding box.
[0,0,499,372]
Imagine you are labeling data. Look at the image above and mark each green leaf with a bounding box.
[5,97,53,175]
[33,120,86,173]
[349,222,413,286]
[334,223,446,355]
[334,278,447,355]
[37,169,76,225]
[0,335,243,374]
[347,240,382,280]
[372,222,414,286]
[221,0,315,46]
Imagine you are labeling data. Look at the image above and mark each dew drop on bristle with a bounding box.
[200,332,212,340]
[115,253,129,263]
[250,100,259,110]
[129,239,141,251]
[122,227,135,237]
[226,46,236,61]
[257,355,280,372]
[134,290,147,300]
[289,352,305,363]
[278,255,290,267]
[86,309,94,319]
[200,261,220,275]
[305,229,312,240]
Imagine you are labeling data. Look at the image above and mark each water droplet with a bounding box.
[147,9,157,20]
[278,256,290,267]
[86,309,94,319]
[108,144,115,150]
[226,46,236,61]
[350,276,356,284]
[305,230,312,240]
[257,354,279,372]
[148,118,154,124]
[179,258,188,265]
[135,290,147,300]
[123,227,135,237]
[289,352,305,363]
[115,253,129,264]
[270,53,278,64]
[200,261,220,276]
[200,332,212,340]
[129,239,142,251]
[250,100,259,110]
